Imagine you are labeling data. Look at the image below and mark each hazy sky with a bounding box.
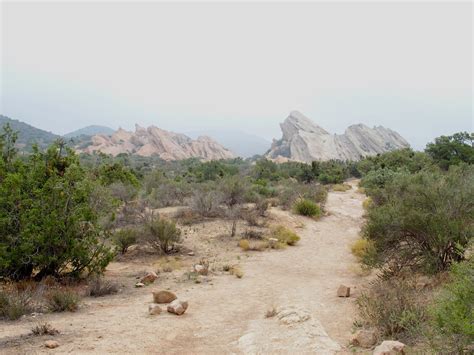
[1,1,472,149]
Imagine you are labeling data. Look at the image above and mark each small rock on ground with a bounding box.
[351,329,377,348]
[44,340,59,349]
[148,304,162,315]
[167,299,188,315]
[373,340,406,355]
[152,290,177,304]
[141,271,158,284]
[337,285,351,297]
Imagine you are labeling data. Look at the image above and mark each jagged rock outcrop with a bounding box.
[266,111,409,162]
[79,125,235,160]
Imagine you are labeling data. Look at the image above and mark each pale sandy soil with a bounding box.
[0,180,369,354]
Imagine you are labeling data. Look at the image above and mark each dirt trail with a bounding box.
[1,181,367,354]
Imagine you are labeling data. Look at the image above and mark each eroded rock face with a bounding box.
[266,111,410,162]
[79,125,234,161]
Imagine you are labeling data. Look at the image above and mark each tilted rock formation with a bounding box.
[80,125,235,160]
[265,111,409,162]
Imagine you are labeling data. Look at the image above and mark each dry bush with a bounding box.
[271,226,301,246]
[332,183,352,192]
[255,198,270,217]
[0,288,36,320]
[239,238,269,252]
[174,207,201,225]
[351,238,376,263]
[356,277,426,342]
[31,322,59,336]
[362,197,373,210]
[243,229,265,240]
[239,239,250,251]
[47,289,80,312]
[230,267,244,278]
[87,276,119,297]
[189,188,223,218]
[155,257,182,273]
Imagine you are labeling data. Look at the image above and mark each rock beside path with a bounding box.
[373,340,406,355]
[152,290,177,304]
[167,299,188,315]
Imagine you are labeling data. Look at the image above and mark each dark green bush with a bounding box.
[113,228,139,254]
[145,218,182,253]
[426,132,474,170]
[293,199,321,217]
[429,258,474,353]
[363,165,474,274]
[0,129,114,281]
[47,289,80,312]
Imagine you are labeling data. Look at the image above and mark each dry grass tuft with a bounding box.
[31,322,59,336]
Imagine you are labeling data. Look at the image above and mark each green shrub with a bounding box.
[429,258,474,353]
[113,228,138,254]
[362,165,474,274]
[272,226,301,246]
[145,218,182,253]
[293,199,321,218]
[277,181,327,210]
[0,130,114,281]
[356,277,426,341]
[47,289,80,312]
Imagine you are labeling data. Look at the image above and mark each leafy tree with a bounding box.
[0,126,114,280]
[426,132,474,170]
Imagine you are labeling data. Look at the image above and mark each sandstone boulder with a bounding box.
[152,290,177,304]
[135,282,145,288]
[351,330,377,348]
[141,271,158,284]
[167,299,188,315]
[44,340,60,349]
[148,304,162,315]
[78,125,234,161]
[373,340,406,355]
[337,285,351,297]
[194,264,208,275]
[266,111,409,162]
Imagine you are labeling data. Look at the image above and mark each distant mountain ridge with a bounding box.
[266,111,410,162]
[79,124,235,161]
[0,115,59,150]
[64,125,115,138]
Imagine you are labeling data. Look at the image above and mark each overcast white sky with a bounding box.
[1,1,472,149]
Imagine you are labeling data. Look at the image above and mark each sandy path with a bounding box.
[1,181,367,354]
